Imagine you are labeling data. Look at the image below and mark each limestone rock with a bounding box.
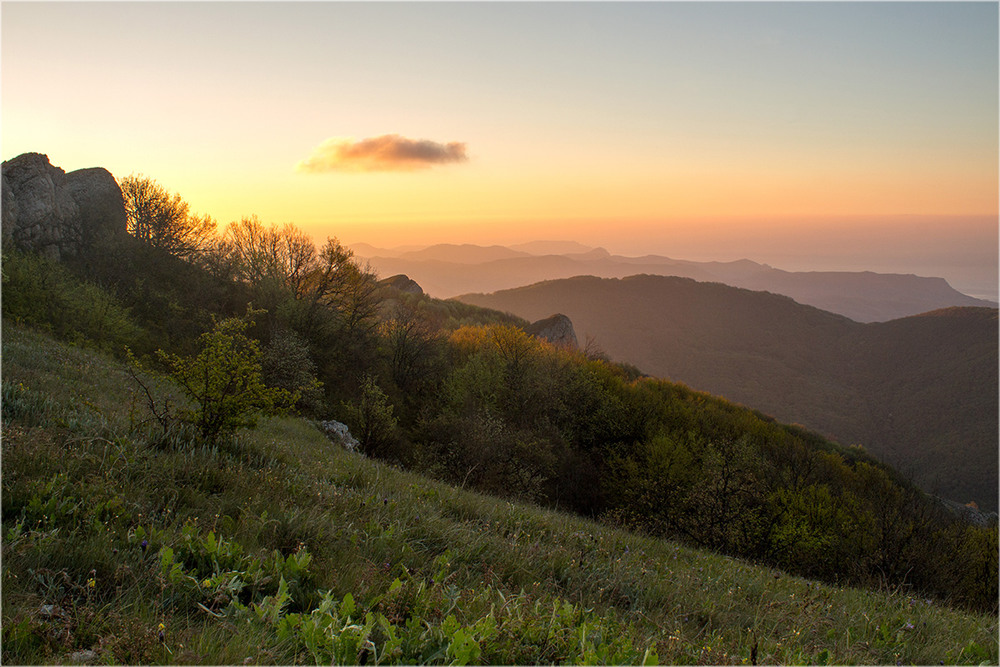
[379,273,424,295]
[69,650,99,664]
[319,420,361,453]
[1,152,126,261]
[525,313,578,349]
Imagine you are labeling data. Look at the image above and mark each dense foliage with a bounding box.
[144,310,303,442]
[1,176,996,619]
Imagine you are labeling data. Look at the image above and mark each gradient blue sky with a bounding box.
[3,2,997,296]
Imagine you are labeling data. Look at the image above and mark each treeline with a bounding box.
[2,175,996,613]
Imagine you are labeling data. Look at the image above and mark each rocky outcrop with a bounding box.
[525,313,578,349]
[2,153,127,261]
[319,420,361,453]
[378,274,424,295]
[938,497,999,528]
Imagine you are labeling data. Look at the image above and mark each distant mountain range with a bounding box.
[351,242,995,323]
[457,275,999,511]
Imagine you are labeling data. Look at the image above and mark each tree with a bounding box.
[262,327,324,413]
[303,238,380,335]
[225,216,315,293]
[343,374,398,457]
[156,309,296,442]
[221,219,381,386]
[379,303,443,393]
[120,174,216,258]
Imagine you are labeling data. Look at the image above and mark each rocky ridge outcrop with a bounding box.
[525,313,578,349]
[2,152,127,261]
[378,274,424,295]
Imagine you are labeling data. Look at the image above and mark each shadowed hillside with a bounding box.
[458,275,999,511]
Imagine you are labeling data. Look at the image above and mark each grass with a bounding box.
[2,322,997,665]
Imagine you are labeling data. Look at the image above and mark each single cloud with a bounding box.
[297,134,469,173]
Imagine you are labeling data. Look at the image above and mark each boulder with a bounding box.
[525,313,578,349]
[319,420,361,453]
[2,152,126,261]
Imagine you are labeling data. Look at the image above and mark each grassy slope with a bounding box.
[2,323,996,665]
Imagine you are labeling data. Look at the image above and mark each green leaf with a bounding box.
[340,592,356,621]
[159,546,174,574]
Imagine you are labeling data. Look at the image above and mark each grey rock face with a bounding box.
[525,313,578,349]
[319,420,361,453]
[2,152,126,261]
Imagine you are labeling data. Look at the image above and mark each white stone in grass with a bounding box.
[319,420,361,453]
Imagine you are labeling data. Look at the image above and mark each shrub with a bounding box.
[156,309,296,442]
[1,249,142,352]
[343,374,398,458]
[262,328,324,414]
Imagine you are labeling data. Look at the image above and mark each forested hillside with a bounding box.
[458,275,999,512]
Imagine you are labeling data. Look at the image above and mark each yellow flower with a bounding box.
[87,578,96,588]
[158,622,165,632]
[203,578,212,588]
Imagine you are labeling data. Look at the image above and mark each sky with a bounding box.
[2,2,998,298]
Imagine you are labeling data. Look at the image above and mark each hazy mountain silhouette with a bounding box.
[396,243,532,264]
[509,240,595,255]
[457,275,999,511]
[351,243,994,322]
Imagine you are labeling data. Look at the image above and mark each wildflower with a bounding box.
[203,578,212,588]
[87,578,96,588]
[140,539,149,552]
[158,622,166,642]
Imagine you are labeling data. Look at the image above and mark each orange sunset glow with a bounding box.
[2,2,997,296]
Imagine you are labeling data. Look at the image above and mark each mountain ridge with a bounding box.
[351,242,994,322]
[456,274,999,511]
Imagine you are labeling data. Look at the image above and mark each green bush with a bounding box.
[1,250,142,352]
[343,374,398,458]
[156,309,296,442]
[262,328,324,414]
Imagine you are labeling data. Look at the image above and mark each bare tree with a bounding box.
[225,217,317,296]
[119,174,216,258]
